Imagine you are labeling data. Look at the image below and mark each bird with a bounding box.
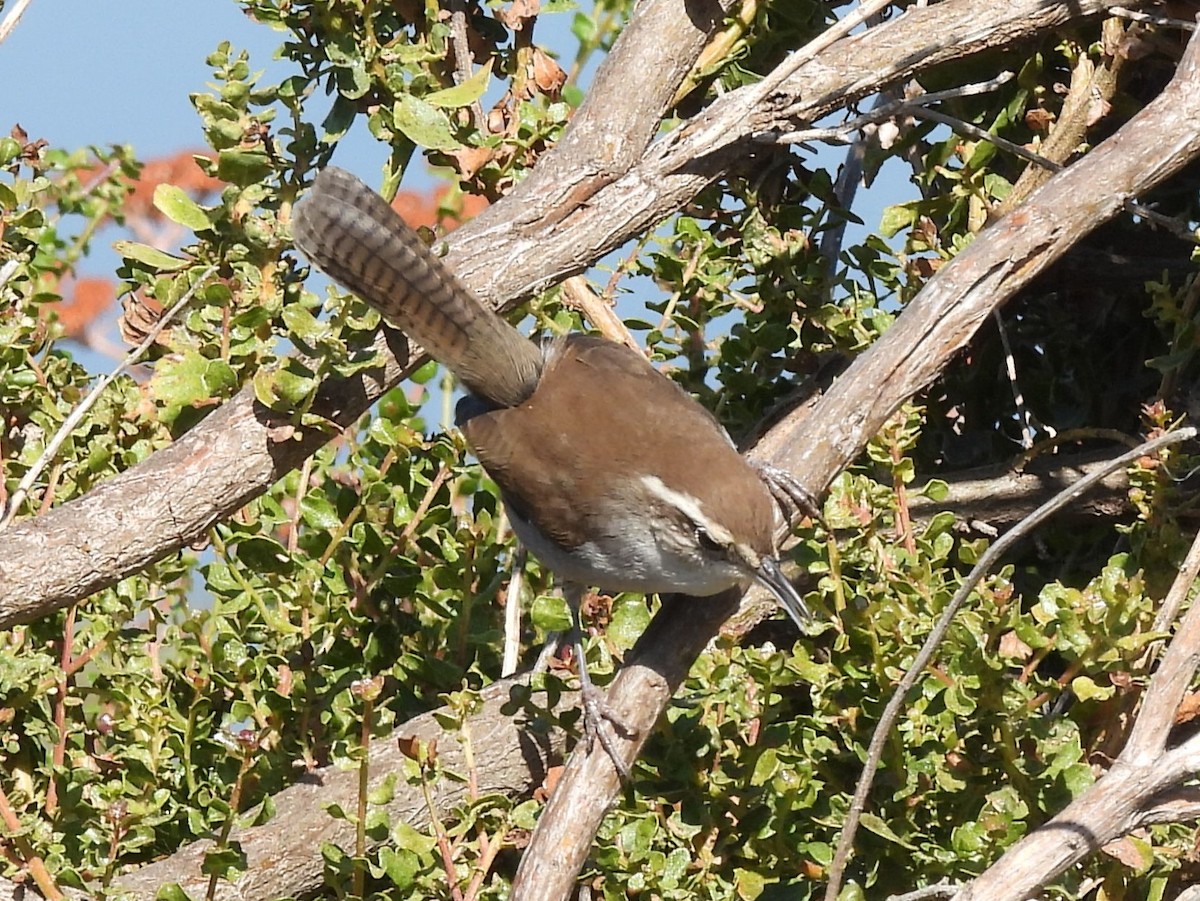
[291,166,813,777]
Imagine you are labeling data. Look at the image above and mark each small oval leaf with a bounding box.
[153,183,211,232]
[393,95,459,150]
[425,59,494,109]
[114,241,190,272]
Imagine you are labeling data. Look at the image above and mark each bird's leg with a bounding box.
[566,583,635,780]
[753,461,826,530]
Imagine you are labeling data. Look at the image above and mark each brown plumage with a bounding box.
[463,335,776,571]
[292,166,806,619]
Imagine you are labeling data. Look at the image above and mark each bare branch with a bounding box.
[446,0,1146,301]
[905,449,1139,530]
[767,72,1016,145]
[0,266,216,530]
[829,428,1194,901]
[1109,5,1197,29]
[958,591,1200,900]
[0,0,34,48]
[512,21,1200,901]
[0,0,1126,629]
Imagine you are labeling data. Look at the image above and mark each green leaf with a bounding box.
[859,813,916,850]
[153,184,211,232]
[151,350,216,422]
[200,843,246,878]
[735,868,767,900]
[379,846,419,888]
[217,148,272,185]
[919,478,949,501]
[393,821,438,856]
[1070,675,1114,702]
[879,201,918,238]
[202,359,237,396]
[426,59,494,109]
[114,241,190,272]
[368,772,397,806]
[300,492,341,531]
[749,747,779,786]
[607,595,650,649]
[393,95,459,150]
[253,363,317,409]
[155,885,198,901]
[0,137,21,166]
[281,304,329,343]
[530,594,572,632]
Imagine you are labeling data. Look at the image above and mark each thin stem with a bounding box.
[824,426,1196,901]
[0,264,216,530]
[0,782,63,900]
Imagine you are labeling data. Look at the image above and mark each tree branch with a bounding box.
[510,19,1200,901]
[959,526,1200,900]
[0,676,571,901]
[0,0,1147,632]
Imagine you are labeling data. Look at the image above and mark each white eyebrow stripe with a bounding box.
[639,475,734,545]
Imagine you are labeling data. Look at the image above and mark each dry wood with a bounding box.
[0,0,1140,629]
[510,20,1200,901]
[0,0,729,627]
[447,0,1147,302]
[904,449,1138,530]
[0,676,571,901]
[959,522,1200,900]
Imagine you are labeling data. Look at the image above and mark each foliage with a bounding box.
[0,0,1198,899]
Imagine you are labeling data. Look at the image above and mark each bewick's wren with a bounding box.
[292,167,812,775]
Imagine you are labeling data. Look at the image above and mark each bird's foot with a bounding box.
[579,682,636,782]
[754,462,825,529]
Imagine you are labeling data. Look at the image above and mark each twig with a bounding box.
[669,0,759,107]
[992,310,1038,448]
[447,0,485,129]
[886,882,958,901]
[931,104,1199,242]
[502,537,526,678]
[1109,6,1197,29]
[0,782,63,900]
[559,276,639,350]
[1124,527,1200,762]
[766,72,1016,144]
[1152,526,1200,634]
[960,502,1200,899]
[818,86,897,294]
[0,264,216,531]
[0,259,20,291]
[785,79,1200,248]
[0,0,34,48]
[823,426,1196,901]
[758,0,896,97]
[910,105,1049,168]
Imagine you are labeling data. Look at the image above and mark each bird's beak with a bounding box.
[756,556,810,629]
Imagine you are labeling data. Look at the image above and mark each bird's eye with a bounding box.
[695,528,725,555]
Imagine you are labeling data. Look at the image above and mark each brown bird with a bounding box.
[292,167,812,777]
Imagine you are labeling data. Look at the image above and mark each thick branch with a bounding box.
[905,449,1136,530]
[467,0,738,229]
[446,0,1147,302]
[0,0,731,627]
[960,532,1200,899]
[98,676,568,901]
[0,0,1145,630]
[511,21,1200,901]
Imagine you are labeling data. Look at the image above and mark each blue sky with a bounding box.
[0,1,904,371]
[0,2,286,159]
